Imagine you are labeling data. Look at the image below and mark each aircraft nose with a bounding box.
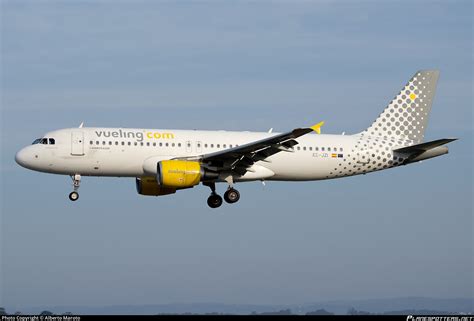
[15,148,31,168]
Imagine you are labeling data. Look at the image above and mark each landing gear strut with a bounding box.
[203,178,241,208]
[205,182,223,208]
[223,175,240,204]
[69,174,81,201]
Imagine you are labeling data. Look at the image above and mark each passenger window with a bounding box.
[96,141,100,145]
[303,147,306,151]
[211,144,214,148]
[122,142,125,146]
[134,142,137,146]
[315,147,319,151]
[217,144,220,148]
[205,144,208,148]
[178,143,181,147]
[230,144,233,148]
[159,142,163,147]
[115,141,119,145]
[128,142,131,146]
[165,143,169,147]
[297,147,300,150]
[321,147,325,151]
[340,147,343,151]
[309,147,312,151]
[49,138,56,145]
[197,143,201,148]
[172,143,175,147]
[109,141,112,145]
[327,147,331,151]
[102,141,106,145]
[90,141,93,145]
[223,144,227,148]
[146,142,150,146]
[153,142,156,147]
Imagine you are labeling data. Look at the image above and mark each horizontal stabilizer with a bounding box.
[394,138,457,154]
[393,138,457,164]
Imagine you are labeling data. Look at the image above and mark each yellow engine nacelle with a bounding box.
[157,160,202,188]
[136,177,176,196]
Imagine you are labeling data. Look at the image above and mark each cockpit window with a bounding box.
[32,138,55,145]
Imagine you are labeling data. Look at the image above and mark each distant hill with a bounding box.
[383,310,458,315]
[10,297,474,315]
[303,297,474,315]
[13,303,282,315]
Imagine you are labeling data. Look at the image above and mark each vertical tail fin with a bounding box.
[361,70,440,143]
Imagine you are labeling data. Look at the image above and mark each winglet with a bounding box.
[310,121,325,134]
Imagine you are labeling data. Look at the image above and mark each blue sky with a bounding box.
[1,0,472,311]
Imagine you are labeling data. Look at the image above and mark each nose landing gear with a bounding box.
[69,174,81,202]
[69,191,79,201]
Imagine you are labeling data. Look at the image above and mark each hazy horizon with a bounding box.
[6,297,474,315]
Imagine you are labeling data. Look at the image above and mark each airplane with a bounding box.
[15,70,457,208]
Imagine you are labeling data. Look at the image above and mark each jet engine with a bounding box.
[157,160,218,188]
[136,177,176,196]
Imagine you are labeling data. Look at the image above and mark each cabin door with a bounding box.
[71,132,85,156]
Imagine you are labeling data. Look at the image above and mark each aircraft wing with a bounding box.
[182,122,324,176]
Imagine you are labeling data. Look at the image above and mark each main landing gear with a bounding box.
[204,181,240,209]
[224,188,240,204]
[69,174,81,202]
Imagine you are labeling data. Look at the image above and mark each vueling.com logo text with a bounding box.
[95,130,175,142]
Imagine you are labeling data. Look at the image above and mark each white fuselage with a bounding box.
[15,127,415,182]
